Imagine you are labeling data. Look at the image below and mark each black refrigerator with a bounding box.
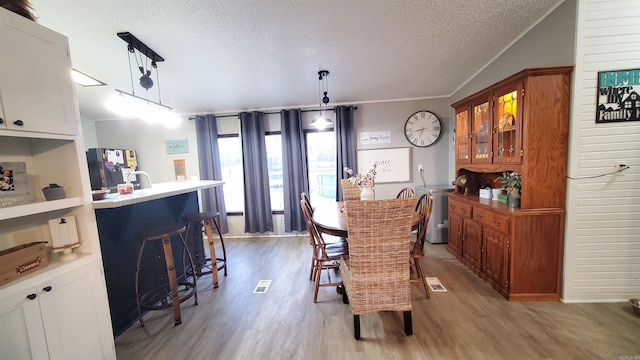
[86,148,141,191]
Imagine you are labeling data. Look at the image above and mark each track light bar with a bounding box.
[113,89,172,110]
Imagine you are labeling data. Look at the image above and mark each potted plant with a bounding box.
[42,183,65,201]
[494,172,521,208]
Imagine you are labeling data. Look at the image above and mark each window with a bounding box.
[218,136,244,213]
[217,128,336,214]
[265,133,284,211]
[306,130,336,206]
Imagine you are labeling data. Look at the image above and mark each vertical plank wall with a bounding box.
[563,0,640,302]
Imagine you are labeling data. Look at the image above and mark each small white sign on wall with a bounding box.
[359,131,391,145]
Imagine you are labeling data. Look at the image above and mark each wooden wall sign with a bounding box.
[596,68,640,123]
[173,159,186,181]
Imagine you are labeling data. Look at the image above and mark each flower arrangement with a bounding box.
[344,163,377,189]
[494,171,521,198]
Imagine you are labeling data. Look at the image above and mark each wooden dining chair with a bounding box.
[301,192,311,209]
[339,198,415,340]
[411,193,433,298]
[301,200,348,301]
[300,194,317,281]
[340,179,361,201]
[396,187,415,198]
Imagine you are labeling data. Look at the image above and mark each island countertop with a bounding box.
[92,180,224,209]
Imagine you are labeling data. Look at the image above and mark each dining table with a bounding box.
[312,201,423,238]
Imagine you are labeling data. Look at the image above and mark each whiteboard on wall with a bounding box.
[357,147,411,183]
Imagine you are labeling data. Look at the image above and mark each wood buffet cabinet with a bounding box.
[448,66,573,301]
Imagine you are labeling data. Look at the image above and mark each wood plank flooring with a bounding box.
[114,236,640,359]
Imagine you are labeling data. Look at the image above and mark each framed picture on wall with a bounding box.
[596,68,640,123]
[0,162,32,208]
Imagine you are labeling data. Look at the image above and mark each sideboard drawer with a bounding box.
[473,207,510,234]
[449,200,472,217]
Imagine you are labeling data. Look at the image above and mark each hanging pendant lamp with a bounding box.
[105,32,181,128]
[311,70,333,128]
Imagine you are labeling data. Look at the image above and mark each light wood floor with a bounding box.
[115,236,640,359]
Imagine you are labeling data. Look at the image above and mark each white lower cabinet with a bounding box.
[0,259,115,360]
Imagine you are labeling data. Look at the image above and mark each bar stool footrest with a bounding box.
[139,282,197,311]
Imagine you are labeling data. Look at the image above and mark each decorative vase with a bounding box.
[507,193,521,208]
[360,186,375,200]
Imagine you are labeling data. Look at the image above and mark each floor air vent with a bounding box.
[253,280,272,294]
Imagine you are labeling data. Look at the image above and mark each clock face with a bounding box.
[404,110,442,147]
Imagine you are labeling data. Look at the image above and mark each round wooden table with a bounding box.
[312,201,423,237]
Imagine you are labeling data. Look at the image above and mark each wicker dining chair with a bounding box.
[395,187,416,198]
[411,193,433,298]
[301,200,348,301]
[340,179,361,201]
[339,198,415,340]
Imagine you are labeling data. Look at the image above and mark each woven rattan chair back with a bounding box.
[341,179,361,201]
[340,197,415,339]
[396,187,416,198]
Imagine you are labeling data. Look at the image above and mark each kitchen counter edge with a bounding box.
[92,180,224,209]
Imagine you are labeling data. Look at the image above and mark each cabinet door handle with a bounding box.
[42,286,52,292]
[14,119,24,126]
[26,293,37,300]
[494,220,501,227]
[451,205,456,210]
[476,214,483,220]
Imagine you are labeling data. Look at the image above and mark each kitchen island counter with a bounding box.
[93,179,224,335]
[92,180,224,209]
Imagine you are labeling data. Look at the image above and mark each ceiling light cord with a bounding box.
[127,46,135,96]
[156,65,163,105]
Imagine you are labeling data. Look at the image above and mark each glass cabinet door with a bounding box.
[472,99,491,164]
[455,106,471,164]
[493,83,522,164]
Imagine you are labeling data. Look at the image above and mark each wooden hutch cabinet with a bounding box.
[448,66,572,301]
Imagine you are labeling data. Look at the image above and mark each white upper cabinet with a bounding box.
[0,9,79,136]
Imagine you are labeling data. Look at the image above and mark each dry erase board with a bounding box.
[357,148,411,183]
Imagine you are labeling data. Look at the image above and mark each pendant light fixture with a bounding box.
[311,70,333,128]
[105,32,180,128]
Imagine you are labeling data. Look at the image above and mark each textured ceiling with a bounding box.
[29,0,563,121]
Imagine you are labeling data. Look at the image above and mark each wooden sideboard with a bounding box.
[448,195,564,300]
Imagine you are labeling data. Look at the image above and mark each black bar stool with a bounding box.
[135,224,198,327]
[183,211,227,288]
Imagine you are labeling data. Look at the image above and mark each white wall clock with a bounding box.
[404,110,442,147]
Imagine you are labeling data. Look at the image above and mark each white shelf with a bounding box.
[0,197,83,221]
